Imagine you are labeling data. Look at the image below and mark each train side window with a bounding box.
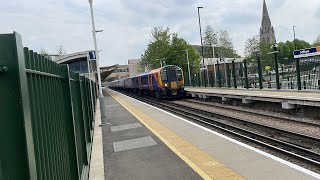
[142,76,148,85]
[161,70,167,81]
[177,69,182,81]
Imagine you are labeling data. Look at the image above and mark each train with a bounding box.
[108,65,185,98]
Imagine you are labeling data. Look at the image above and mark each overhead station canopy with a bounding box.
[55,51,119,80]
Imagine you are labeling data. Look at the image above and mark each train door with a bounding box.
[167,67,178,89]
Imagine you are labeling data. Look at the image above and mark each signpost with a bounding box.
[268,45,280,89]
[88,51,96,61]
[200,65,207,70]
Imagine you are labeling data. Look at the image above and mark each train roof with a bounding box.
[133,65,181,77]
[110,65,182,82]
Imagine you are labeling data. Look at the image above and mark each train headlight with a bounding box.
[164,83,168,87]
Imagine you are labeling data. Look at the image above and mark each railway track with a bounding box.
[183,98,320,128]
[118,91,320,171]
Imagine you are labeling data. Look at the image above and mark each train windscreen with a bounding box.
[168,69,177,81]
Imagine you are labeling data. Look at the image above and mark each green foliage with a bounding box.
[139,27,200,74]
[56,45,67,57]
[244,35,260,58]
[244,35,313,71]
[313,34,320,46]
[202,26,239,58]
[165,34,201,74]
[40,49,50,59]
[218,30,239,58]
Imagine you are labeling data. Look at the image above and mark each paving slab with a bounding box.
[102,93,201,180]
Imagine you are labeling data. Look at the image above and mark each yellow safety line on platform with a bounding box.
[109,91,245,180]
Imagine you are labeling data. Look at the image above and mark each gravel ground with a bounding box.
[185,99,320,126]
[169,101,320,154]
[171,100,320,138]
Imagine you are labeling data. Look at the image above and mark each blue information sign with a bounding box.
[88,51,96,60]
[293,47,320,58]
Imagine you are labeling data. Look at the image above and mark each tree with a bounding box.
[244,35,273,70]
[313,34,320,46]
[165,34,200,74]
[40,49,50,58]
[217,30,238,58]
[203,25,218,58]
[139,26,171,71]
[244,35,260,58]
[56,45,67,57]
[139,27,200,74]
[203,25,218,47]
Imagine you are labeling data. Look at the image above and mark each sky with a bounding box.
[1,0,320,66]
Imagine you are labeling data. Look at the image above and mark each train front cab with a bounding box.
[157,66,184,98]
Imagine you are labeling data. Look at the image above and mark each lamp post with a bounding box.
[183,50,192,86]
[293,26,297,50]
[197,6,207,87]
[88,0,107,125]
[89,0,102,95]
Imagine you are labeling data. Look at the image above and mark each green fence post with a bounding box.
[232,60,237,88]
[226,64,231,88]
[217,62,221,88]
[296,58,302,90]
[271,45,281,90]
[61,65,81,180]
[0,32,37,180]
[209,71,214,87]
[198,73,201,87]
[192,74,195,87]
[257,56,263,89]
[244,60,249,89]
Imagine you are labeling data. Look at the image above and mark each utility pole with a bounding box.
[197,7,207,87]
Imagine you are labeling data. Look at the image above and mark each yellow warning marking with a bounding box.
[109,91,245,180]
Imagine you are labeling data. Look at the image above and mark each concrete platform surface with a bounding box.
[107,89,320,180]
[185,87,320,107]
[89,100,104,180]
[101,92,201,180]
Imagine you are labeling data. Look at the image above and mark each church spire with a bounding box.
[260,0,276,43]
[262,0,269,19]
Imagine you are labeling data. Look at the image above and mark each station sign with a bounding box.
[87,51,96,61]
[200,65,207,70]
[293,46,320,58]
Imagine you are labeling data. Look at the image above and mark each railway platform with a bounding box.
[89,88,320,179]
[185,87,320,108]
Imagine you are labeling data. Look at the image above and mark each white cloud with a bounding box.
[1,0,319,66]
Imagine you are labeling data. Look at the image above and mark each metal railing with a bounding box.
[188,57,320,90]
[0,32,97,180]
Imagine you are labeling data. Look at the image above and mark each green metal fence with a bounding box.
[0,32,97,180]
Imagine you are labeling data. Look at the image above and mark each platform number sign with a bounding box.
[88,51,96,61]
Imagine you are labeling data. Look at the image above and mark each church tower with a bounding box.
[260,0,276,43]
